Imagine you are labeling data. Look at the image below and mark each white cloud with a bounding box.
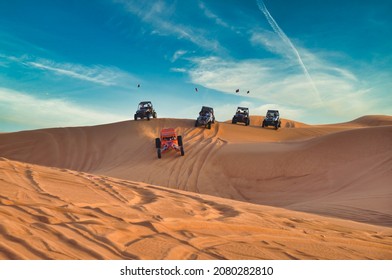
[250,30,292,58]
[199,1,229,28]
[0,87,128,131]
[256,0,320,100]
[187,54,388,123]
[189,56,270,92]
[116,0,222,52]
[1,54,138,87]
[170,67,187,73]
[189,56,294,100]
[171,50,188,62]
[28,61,117,86]
[156,20,221,52]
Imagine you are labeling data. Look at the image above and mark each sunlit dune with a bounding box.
[0,115,391,259]
[0,158,391,260]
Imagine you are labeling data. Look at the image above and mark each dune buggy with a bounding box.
[232,107,250,126]
[262,110,281,130]
[134,101,157,121]
[155,128,185,159]
[195,106,215,129]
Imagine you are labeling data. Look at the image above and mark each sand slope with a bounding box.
[0,116,391,228]
[1,158,391,260]
[213,125,392,226]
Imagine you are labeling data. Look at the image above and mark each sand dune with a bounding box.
[214,125,392,225]
[1,115,391,225]
[0,158,391,260]
[342,115,392,127]
[0,115,391,259]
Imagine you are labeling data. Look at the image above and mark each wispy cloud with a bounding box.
[187,54,389,122]
[0,87,128,131]
[189,56,272,96]
[27,61,117,86]
[256,0,320,101]
[170,67,187,73]
[250,30,360,84]
[116,0,223,52]
[1,54,138,86]
[199,1,229,28]
[171,50,188,62]
[250,30,293,59]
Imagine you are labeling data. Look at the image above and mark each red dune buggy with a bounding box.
[155,128,185,159]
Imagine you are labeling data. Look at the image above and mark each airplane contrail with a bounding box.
[256,0,321,101]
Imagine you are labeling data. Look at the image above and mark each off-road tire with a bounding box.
[155,138,161,149]
[195,120,198,127]
[157,148,161,159]
[262,121,265,128]
[232,117,237,124]
[153,112,157,118]
[147,114,150,121]
[180,146,185,156]
[246,119,250,126]
[134,114,137,121]
[177,135,183,146]
[207,122,211,129]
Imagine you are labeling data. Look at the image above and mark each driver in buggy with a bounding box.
[199,109,209,116]
[142,103,152,113]
[238,108,247,115]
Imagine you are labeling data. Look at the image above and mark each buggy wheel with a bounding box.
[194,120,198,127]
[180,146,185,156]
[155,138,161,149]
[246,119,250,126]
[153,112,157,118]
[157,148,161,159]
[177,135,183,146]
[232,117,236,124]
[207,122,211,129]
[275,123,279,130]
[134,114,137,121]
[147,114,150,121]
[262,121,265,128]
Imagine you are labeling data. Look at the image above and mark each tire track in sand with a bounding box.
[164,122,227,193]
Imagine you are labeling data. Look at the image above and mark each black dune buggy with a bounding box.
[195,106,215,129]
[262,110,281,130]
[134,101,157,121]
[232,107,250,126]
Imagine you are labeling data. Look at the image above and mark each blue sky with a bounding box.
[1,0,391,131]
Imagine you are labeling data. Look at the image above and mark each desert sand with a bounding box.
[0,115,391,259]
